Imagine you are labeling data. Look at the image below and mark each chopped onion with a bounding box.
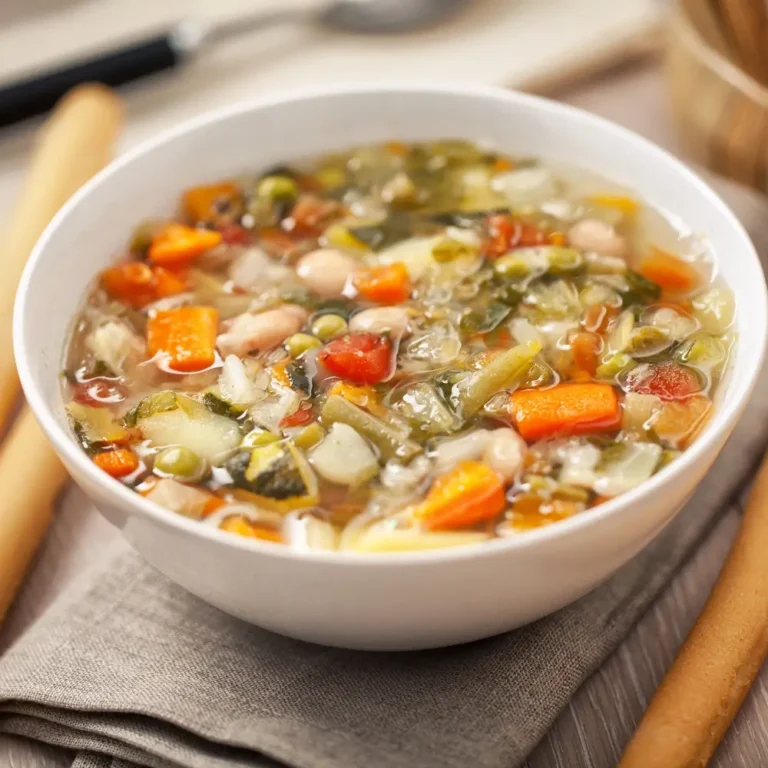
[492,167,557,205]
[229,246,292,291]
[403,322,462,367]
[379,455,432,491]
[692,284,735,335]
[145,479,211,519]
[310,423,379,485]
[432,430,491,474]
[556,440,601,488]
[285,511,339,551]
[218,354,266,407]
[509,318,544,347]
[622,392,662,435]
[593,443,662,496]
[645,307,699,341]
[248,387,300,432]
[86,321,143,376]
[378,235,439,281]
[607,311,635,353]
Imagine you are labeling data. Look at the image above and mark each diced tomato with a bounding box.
[218,223,252,245]
[483,214,560,257]
[72,378,126,406]
[318,333,393,385]
[624,361,702,401]
[286,195,342,237]
[280,401,314,428]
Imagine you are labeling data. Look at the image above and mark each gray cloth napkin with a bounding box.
[0,178,766,768]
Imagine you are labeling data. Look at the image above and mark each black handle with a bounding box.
[0,33,182,128]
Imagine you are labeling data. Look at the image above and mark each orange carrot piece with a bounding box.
[510,382,621,441]
[412,461,506,531]
[493,157,515,172]
[182,181,239,222]
[583,303,619,333]
[201,496,227,518]
[327,381,387,416]
[152,266,188,298]
[588,194,638,215]
[638,248,698,293]
[269,361,291,387]
[220,516,283,543]
[385,141,409,156]
[570,331,601,376]
[147,306,219,372]
[148,224,222,267]
[93,448,139,478]
[101,262,156,308]
[354,262,411,304]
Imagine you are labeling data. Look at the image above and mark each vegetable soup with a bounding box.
[63,140,735,553]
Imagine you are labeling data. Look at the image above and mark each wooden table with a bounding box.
[3,60,768,767]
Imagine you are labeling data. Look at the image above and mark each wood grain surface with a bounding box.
[2,63,768,768]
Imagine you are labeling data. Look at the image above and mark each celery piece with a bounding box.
[596,352,635,380]
[320,395,422,462]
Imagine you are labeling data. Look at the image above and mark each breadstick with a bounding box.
[620,450,768,767]
[0,84,122,433]
[0,85,121,625]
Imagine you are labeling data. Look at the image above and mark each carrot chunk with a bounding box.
[182,181,239,222]
[152,267,188,298]
[510,383,621,441]
[638,248,698,293]
[354,262,411,304]
[412,461,506,531]
[570,331,601,376]
[588,194,638,215]
[101,262,156,307]
[101,262,188,307]
[147,306,219,372]
[93,448,139,478]
[148,224,222,267]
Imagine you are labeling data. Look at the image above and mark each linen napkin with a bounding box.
[0,180,766,768]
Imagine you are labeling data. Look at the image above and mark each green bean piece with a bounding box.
[154,446,207,482]
[311,314,348,341]
[320,395,422,461]
[285,333,322,358]
[546,247,583,275]
[455,341,540,417]
[257,175,299,203]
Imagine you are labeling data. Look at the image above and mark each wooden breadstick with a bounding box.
[620,450,768,767]
[0,85,121,625]
[0,84,121,434]
[0,410,69,622]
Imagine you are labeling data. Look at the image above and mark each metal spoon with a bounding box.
[0,0,469,129]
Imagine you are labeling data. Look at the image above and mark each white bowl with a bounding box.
[15,85,767,650]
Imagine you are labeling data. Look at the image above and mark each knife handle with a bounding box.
[0,32,181,128]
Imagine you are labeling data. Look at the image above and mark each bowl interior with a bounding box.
[16,85,767,544]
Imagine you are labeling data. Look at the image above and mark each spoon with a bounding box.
[0,0,469,129]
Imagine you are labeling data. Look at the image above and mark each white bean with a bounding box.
[296,248,359,298]
[483,428,527,482]
[568,219,626,258]
[216,304,308,357]
[349,307,411,337]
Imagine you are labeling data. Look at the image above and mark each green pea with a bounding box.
[242,429,281,448]
[432,236,473,263]
[257,175,299,203]
[310,314,348,341]
[154,446,207,481]
[285,333,322,358]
